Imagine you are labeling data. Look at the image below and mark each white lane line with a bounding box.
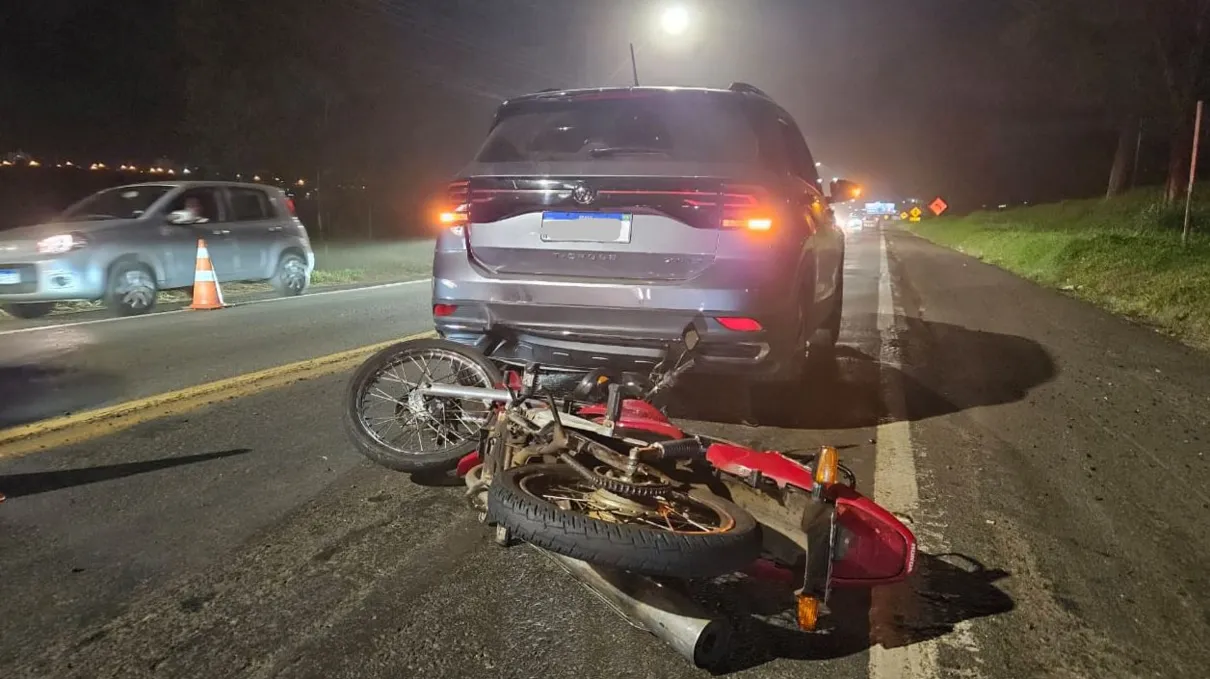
[228,277,430,309]
[868,227,944,679]
[0,278,431,337]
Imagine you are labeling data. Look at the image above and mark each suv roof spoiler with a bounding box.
[727,82,772,100]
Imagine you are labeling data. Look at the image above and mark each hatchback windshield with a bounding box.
[59,185,173,221]
[477,93,761,164]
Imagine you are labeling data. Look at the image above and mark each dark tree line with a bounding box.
[173,0,576,237]
[1010,0,1210,202]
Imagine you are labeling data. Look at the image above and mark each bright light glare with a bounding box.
[37,234,75,254]
[660,5,690,35]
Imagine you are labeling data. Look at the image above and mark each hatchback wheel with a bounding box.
[272,253,308,297]
[2,302,55,320]
[106,262,158,316]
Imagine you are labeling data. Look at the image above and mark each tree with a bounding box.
[1144,1,1210,202]
[1009,0,1210,203]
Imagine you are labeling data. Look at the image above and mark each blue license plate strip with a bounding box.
[540,212,633,243]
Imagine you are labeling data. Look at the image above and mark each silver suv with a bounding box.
[432,84,851,384]
[0,181,314,318]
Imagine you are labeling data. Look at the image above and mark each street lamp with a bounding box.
[660,5,690,36]
[626,4,692,86]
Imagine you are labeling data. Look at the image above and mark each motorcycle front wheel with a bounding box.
[487,463,761,578]
[342,338,502,473]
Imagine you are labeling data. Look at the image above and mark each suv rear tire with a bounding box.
[808,271,843,360]
[2,302,55,320]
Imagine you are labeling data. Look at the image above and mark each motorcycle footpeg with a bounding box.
[651,436,707,460]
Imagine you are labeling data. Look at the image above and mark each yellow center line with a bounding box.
[0,331,436,460]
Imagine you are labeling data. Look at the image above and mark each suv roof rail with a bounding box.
[727,82,772,99]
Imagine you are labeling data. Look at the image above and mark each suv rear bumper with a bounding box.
[435,301,800,378]
[431,232,809,378]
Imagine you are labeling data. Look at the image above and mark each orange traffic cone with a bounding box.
[189,238,225,310]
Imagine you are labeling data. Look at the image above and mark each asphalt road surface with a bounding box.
[2,226,1207,679]
[0,280,433,428]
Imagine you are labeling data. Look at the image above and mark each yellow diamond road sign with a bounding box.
[910,206,922,218]
[899,211,909,220]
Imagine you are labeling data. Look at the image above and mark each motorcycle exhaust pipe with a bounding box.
[421,383,513,404]
[536,547,732,669]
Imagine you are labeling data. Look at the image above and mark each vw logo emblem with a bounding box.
[571,183,597,205]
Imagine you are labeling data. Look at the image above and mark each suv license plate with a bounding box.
[0,270,21,285]
[540,212,632,243]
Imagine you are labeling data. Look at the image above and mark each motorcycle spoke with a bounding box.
[367,386,404,404]
[356,346,496,456]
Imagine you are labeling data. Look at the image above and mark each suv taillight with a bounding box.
[286,198,297,216]
[719,185,774,232]
[437,180,470,227]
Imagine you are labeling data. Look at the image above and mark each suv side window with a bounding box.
[228,188,273,221]
[777,118,822,186]
[167,187,225,223]
[751,107,791,175]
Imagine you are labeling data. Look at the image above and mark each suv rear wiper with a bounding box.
[587,147,671,158]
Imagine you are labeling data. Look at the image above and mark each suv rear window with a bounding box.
[477,93,761,165]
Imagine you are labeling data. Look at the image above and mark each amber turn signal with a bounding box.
[815,445,839,486]
[796,593,820,631]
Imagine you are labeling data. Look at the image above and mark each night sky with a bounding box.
[0,0,1135,212]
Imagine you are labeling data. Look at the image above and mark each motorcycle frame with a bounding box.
[422,379,918,600]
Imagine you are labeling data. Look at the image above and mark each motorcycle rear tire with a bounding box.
[487,463,761,579]
[343,338,503,473]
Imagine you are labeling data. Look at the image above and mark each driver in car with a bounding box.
[182,196,210,223]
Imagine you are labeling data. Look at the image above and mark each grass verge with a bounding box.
[907,185,1210,350]
[1,239,435,320]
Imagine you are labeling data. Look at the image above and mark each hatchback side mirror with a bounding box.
[166,209,197,225]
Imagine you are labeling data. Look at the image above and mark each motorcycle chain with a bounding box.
[557,452,672,497]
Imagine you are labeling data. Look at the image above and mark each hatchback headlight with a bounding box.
[37,233,88,254]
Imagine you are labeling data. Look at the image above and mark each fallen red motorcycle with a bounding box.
[343,329,916,667]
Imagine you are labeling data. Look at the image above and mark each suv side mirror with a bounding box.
[828,179,862,203]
